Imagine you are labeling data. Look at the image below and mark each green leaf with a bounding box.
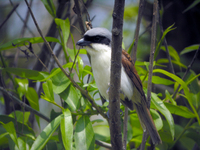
[153,69,200,124]
[15,78,29,99]
[1,121,19,148]
[26,87,40,127]
[183,0,200,13]
[180,44,200,55]
[93,124,110,141]
[0,115,35,139]
[41,0,56,17]
[3,67,48,80]
[39,63,73,82]
[77,56,84,80]
[30,114,63,150]
[151,92,174,140]
[59,85,79,111]
[82,65,93,79]
[160,45,180,62]
[150,109,163,131]
[0,37,59,51]
[74,116,95,150]
[152,76,174,85]
[42,80,54,102]
[165,90,176,105]
[55,18,70,51]
[155,24,176,59]
[164,102,196,118]
[16,137,30,150]
[51,69,71,94]
[9,111,30,124]
[60,109,73,150]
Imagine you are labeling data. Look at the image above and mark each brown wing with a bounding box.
[121,50,146,103]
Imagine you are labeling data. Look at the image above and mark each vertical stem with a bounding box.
[131,0,146,62]
[147,0,159,107]
[123,106,128,150]
[109,0,125,149]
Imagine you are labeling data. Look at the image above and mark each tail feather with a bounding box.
[133,103,162,145]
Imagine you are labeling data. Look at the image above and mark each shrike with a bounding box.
[76,27,161,144]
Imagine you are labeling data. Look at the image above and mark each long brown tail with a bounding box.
[133,103,162,145]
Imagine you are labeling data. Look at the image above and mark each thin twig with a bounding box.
[74,0,86,35]
[0,3,19,30]
[0,86,50,122]
[141,0,159,149]
[172,46,200,99]
[123,106,128,150]
[109,0,125,149]
[131,0,146,63]
[95,140,112,149]
[69,48,80,75]
[24,0,108,121]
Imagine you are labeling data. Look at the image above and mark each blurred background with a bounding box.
[0,0,200,145]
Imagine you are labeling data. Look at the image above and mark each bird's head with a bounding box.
[76,27,112,56]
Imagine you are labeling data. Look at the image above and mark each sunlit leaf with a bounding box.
[153,69,200,124]
[151,93,174,140]
[164,102,195,118]
[0,37,59,51]
[42,80,54,102]
[9,111,30,124]
[152,76,174,85]
[60,109,73,150]
[26,87,40,127]
[51,70,71,94]
[59,85,79,111]
[180,44,199,55]
[74,116,95,150]
[30,114,63,150]
[150,109,163,131]
[155,24,176,59]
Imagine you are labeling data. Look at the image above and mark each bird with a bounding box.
[76,27,162,145]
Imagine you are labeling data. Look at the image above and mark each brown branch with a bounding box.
[24,0,108,122]
[131,0,146,63]
[0,3,19,30]
[74,0,86,35]
[109,0,125,149]
[95,140,112,149]
[172,45,200,99]
[141,0,159,149]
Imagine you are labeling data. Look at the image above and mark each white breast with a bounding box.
[86,43,134,100]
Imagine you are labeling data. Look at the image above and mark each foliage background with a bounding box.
[0,0,200,150]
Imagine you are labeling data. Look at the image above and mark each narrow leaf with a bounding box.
[0,37,59,51]
[151,93,174,140]
[60,109,73,150]
[153,69,200,124]
[3,68,48,80]
[42,80,54,102]
[183,0,200,13]
[41,0,56,17]
[30,114,63,150]
[180,44,200,55]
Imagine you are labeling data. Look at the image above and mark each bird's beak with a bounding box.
[76,38,91,46]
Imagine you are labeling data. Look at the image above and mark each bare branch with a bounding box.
[0,86,50,122]
[131,0,146,63]
[109,0,125,149]
[73,0,86,35]
[141,0,159,149]
[0,3,19,30]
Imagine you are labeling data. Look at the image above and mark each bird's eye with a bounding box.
[94,36,100,42]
